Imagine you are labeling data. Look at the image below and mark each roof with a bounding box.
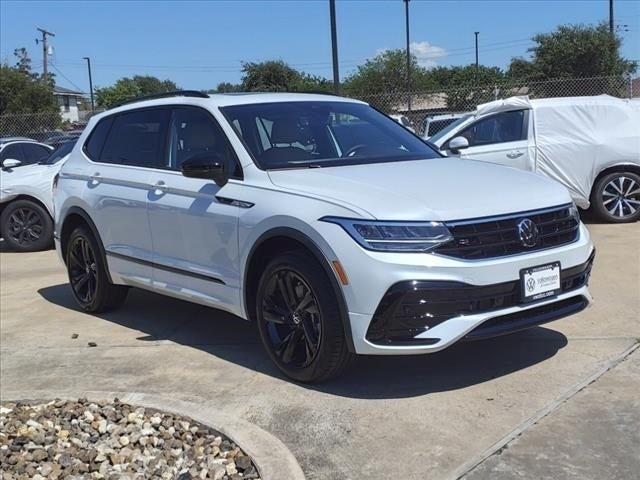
[93,92,365,121]
[475,94,634,116]
[53,85,85,96]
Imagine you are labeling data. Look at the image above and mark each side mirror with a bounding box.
[1,158,22,170]
[448,136,469,154]
[180,153,227,187]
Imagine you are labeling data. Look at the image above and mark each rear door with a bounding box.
[81,108,170,287]
[443,110,532,171]
[146,105,243,313]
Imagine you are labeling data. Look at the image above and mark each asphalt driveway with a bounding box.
[1,220,638,479]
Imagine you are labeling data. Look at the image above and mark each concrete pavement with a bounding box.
[1,221,639,479]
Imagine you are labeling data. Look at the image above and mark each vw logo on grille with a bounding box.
[517,218,539,248]
[526,277,537,293]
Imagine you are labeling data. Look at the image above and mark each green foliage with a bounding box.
[342,49,437,111]
[0,56,58,116]
[426,65,506,111]
[507,23,637,96]
[95,75,179,108]
[213,82,242,93]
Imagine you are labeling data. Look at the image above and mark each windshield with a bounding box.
[428,114,473,144]
[221,101,440,169]
[41,140,76,165]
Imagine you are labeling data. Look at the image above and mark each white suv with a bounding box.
[54,91,595,382]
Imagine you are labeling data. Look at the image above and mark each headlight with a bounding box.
[569,203,580,223]
[321,217,453,252]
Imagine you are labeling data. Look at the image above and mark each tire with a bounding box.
[0,200,53,252]
[256,251,353,383]
[65,225,128,313]
[591,171,640,223]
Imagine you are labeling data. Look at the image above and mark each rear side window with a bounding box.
[0,144,24,162]
[84,116,114,160]
[99,109,170,168]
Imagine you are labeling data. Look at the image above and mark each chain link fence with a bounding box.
[0,74,637,142]
[359,74,638,136]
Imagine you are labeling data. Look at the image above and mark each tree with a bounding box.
[240,60,303,92]
[426,65,506,111]
[507,23,637,96]
[95,75,179,108]
[213,81,241,93]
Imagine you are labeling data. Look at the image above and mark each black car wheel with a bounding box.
[65,225,128,313]
[591,172,640,223]
[256,252,352,383]
[0,200,53,252]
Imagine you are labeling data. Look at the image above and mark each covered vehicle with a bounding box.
[429,95,640,222]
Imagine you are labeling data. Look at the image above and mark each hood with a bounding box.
[267,158,572,221]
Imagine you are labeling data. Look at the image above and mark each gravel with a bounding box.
[0,398,260,480]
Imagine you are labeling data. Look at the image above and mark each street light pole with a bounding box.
[474,31,479,84]
[83,57,94,111]
[329,0,340,94]
[404,0,411,111]
[609,0,614,35]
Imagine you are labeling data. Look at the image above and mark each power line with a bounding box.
[50,64,86,93]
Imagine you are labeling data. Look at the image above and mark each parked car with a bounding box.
[0,138,53,170]
[54,91,594,382]
[389,114,416,133]
[1,140,75,251]
[422,113,467,139]
[429,95,640,223]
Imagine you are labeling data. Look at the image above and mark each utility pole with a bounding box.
[474,31,480,85]
[83,57,95,111]
[609,0,614,36]
[404,0,411,111]
[329,0,340,94]
[36,27,55,82]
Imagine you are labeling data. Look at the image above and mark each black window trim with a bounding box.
[443,109,530,150]
[83,104,243,180]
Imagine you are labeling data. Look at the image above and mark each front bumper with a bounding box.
[316,220,595,355]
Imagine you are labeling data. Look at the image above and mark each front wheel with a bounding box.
[256,252,352,383]
[65,225,128,313]
[591,172,640,223]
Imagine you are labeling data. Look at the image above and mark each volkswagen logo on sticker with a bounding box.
[517,218,539,248]
[526,277,537,293]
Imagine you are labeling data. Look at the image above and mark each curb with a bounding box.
[0,389,306,480]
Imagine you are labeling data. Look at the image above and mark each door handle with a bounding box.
[89,172,101,184]
[152,181,168,195]
[507,151,524,159]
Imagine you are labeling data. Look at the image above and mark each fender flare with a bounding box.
[243,227,355,353]
[60,206,114,283]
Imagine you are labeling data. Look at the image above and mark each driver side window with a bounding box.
[456,110,526,147]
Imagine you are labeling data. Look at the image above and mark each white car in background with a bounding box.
[429,95,640,223]
[389,114,416,133]
[1,141,75,251]
[54,92,594,382]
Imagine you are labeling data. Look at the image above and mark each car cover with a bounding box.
[475,95,640,208]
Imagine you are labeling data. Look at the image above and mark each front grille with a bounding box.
[366,250,594,345]
[435,205,580,260]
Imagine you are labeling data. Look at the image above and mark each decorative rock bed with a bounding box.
[0,398,260,480]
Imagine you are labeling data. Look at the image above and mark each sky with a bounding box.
[1,0,639,93]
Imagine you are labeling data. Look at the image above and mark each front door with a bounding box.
[147,106,243,314]
[444,110,533,171]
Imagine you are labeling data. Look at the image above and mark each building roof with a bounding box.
[53,85,85,96]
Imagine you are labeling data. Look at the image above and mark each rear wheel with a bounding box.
[0,200,53,252]
[256,252,352,383]
[591,172,640,223]
[65,225,128,313]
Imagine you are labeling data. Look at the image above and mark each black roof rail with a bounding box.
[114,90,209,108]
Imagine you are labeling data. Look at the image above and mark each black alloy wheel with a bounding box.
[261,269,322,369]
[68,235,98,305]
[65,225,128,313]
[256,252,352,383]
[0,200,53,252]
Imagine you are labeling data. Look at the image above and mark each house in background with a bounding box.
[53,86,85,122]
